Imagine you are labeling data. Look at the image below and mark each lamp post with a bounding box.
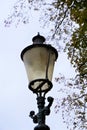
[21,33,58,130]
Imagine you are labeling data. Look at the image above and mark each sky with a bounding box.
[0,0,76,130]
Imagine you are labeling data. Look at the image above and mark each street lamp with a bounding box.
[21,33,58,130]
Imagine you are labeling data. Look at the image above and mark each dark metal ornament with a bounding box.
[29,96,54,130]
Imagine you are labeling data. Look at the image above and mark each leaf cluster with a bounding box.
[65,0,87,82]
[55,74,87,130]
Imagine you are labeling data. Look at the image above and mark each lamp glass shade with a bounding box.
[21,44,58,92]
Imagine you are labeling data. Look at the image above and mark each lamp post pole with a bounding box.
[29,96,54,130]
[21,33,58,130]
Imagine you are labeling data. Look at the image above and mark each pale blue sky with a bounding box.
[0,1,75,130]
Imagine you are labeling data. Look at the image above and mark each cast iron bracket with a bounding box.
[29,96,54,130]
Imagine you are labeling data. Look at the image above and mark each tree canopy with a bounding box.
[50,0,87,129]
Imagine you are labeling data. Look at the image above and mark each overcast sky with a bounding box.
[0,1,76,130]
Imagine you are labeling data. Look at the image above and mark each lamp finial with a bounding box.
[32,33,45,44]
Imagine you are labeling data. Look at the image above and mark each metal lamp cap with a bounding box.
[32,33,46,44]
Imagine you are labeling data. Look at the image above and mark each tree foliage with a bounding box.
[51,0,87,129]
[55,74,87,130]
[65,0,87,81]
[4,0,87,129]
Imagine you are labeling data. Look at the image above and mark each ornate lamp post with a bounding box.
[21,33,58,130]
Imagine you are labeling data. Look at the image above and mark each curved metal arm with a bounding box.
[44,97,54,116]
[29,111,38,123]
[47,96,54,108]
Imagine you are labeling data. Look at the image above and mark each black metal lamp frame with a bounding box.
[21,34,58,130]
[29,79,54,130]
